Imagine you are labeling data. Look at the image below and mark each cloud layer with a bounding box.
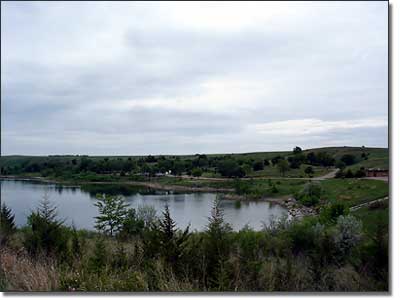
[1,1,388,155]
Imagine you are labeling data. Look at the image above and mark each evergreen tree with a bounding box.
[0,203,16,245]
[24,195,66,256]
[204,197,232,290]
[159,205,190,266]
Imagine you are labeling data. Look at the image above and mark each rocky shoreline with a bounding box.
[283,197,317,219]
[221,193,316,219]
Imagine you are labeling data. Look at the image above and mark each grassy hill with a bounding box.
[0,146,388,164]
[0,147,389,178]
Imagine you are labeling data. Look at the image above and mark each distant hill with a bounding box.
[0,146,388,170]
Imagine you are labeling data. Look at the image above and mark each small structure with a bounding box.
[366,168,389,177]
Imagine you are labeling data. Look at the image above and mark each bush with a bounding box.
[297,182,322,207]
[354,168,366,178]
[304,166,314,176]
[119,208,145,240]
[340,154,356,166]
[319,202,349,224]
[268,184,279,194]
[191,168,203,177]
[88,238,108,274]
[252,161,264,171]
[233,179,252,195]
[345,170,354,178]
[333,215,363,259]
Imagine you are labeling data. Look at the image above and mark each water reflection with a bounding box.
[1,179,287,231]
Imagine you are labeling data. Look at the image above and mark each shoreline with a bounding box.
[1,175,315,218]
[0,175,235,193]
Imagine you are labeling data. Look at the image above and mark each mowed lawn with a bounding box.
[320,178,389,207]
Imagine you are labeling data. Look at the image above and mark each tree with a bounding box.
[192,167,203,177]
[159,205,190,265]
[119,208,145,239]
[204,197,232,289]
[217,159,245,178]
[315,152,335,167]
[271,156,284,166]
[277,159,290,176]
[24,195,67,256]
[94,194,129,236]
[288,154,305,169]
[293,146,302,154]
[304,166,314,176]
[252,160,264,171]
[335,160,346,170]
[306,152,317,165]
[0,203,16,245]
[341,154,356,166]
[172,160,186,175]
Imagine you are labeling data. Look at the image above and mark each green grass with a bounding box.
[352,199,389,236]
[301,146,388,172]
[154,177,235,189]
[320,179,389,207]
[248,164,331,178]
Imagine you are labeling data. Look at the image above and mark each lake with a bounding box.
[0,179,288,231]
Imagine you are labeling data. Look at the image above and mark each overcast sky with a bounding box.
[1,1,388,155]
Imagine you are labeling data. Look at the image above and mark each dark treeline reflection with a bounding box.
[80,184,174,198]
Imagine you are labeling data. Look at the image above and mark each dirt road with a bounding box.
[171,168,340,182]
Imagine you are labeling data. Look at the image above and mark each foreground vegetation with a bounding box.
[0,193,389,292]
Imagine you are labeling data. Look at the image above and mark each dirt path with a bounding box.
[364,176,389,182]
[170,168,339,182]
[350,196,389,212]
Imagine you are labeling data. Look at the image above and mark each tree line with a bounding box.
[0,147,368,179]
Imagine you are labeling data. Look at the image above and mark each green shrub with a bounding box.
[320,202,349,224]
[297,182,322,207]
[233,179,251,195]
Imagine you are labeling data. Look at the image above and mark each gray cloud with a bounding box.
[1,1,388,155]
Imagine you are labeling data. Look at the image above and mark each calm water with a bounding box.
[0,179,287,231]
